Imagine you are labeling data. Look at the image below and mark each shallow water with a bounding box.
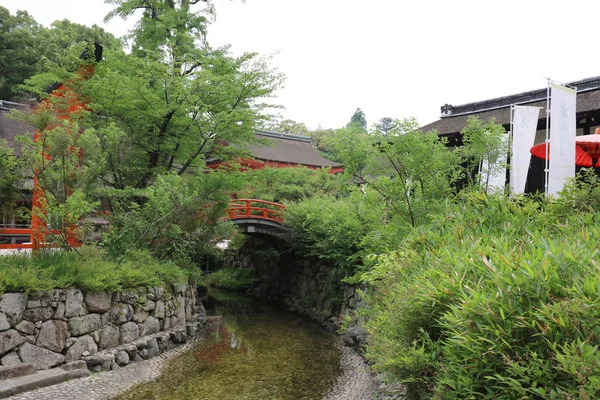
[116,290,342,400]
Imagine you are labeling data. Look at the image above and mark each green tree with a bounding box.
[460,116,508,194]
[0,7,44,101]
[376,117,394,135]
[80,0,284,189]
[349,107,367,130]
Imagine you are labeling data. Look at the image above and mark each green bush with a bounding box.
[0,246,192,293]
[362,193,600,399]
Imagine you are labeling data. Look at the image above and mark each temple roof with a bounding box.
[247,131,342,168]
[421,76,600,136]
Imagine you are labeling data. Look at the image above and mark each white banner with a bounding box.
[548,83,576,196]
[510,106,540,194]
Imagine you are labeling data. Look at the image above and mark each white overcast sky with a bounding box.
[2,0,599,130]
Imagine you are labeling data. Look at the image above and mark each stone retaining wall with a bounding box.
[0,282,205,372]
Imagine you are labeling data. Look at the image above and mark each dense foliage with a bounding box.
[0,247,194,294]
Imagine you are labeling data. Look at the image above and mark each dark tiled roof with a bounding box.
[0,101,34,156]
[247,131,342,168]
[421,76,600,136]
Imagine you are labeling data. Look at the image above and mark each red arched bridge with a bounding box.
[226,199,288,237]
[0,199,288,251]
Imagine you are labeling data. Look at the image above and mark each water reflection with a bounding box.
[117,289,342,400]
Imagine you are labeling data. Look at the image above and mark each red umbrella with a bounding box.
[530,142,600,168]
[576,128,600,160]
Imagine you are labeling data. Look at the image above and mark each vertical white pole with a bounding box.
[509,105,514,194]
[545,78,551,196]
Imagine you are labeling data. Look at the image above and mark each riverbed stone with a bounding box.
[36,320,68,353]
[18,342,64,369]
[64,334,98,363]
[0,293,27,327]
[65,289,84,317]
[68,313,102,336]
[1,350,21,366]
[154,300,165,319]
[0,329,25,355]
[120,322,139,344]
[14,320,34,335]
[23,306,54,322]
[98,324,120,350]
[65,337,77,347]
[84,291,112,313]
[139,316,160,336]
[102,304,133,325]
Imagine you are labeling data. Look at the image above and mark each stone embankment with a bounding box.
[0,282,205,374]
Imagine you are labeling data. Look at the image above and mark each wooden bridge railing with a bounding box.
[226,199,285,223]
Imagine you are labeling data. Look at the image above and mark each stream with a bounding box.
[116,289,343,400]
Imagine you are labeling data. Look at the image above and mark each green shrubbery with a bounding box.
[0,246,195,294]
[362,192,600,399]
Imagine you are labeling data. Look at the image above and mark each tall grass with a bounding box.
[0,246,194,293]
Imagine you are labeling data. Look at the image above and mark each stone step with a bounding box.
[0,363,36,381]
[0,362,89,399]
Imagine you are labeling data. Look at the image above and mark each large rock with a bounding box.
[0,293,27,326]
[18,342,64,369]
[143,300,155,312]
[0,330,25,356]
[68,314,102,337]
[14,320,35,335]
[132,309,148,324]
[139,316,160,337]
[65,289,84,318]
[23,306,54,322]
[36,320,68,353]
[84,291,112,313]
[102,304,133,325]
[64,335,98,363]
[154,300,165,319]
[98,324,120,350]
[120,322,139,344]
[0,313,10,331]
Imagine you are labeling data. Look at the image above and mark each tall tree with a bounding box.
[349,108,367,130]
[81,0,284,189]
[377,117,394,135]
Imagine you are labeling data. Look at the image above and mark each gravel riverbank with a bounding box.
[9,338,200,400]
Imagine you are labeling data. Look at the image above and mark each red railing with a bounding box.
[226,199,285,223]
